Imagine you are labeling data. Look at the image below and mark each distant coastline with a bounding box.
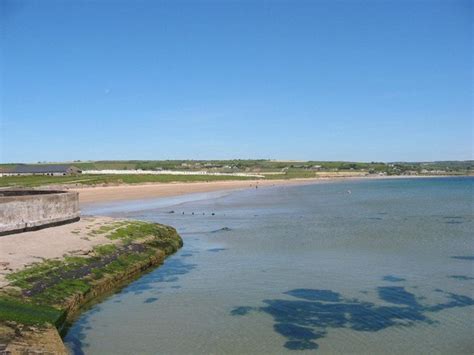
[72,174,472,206]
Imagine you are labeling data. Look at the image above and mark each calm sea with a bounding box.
[65,177,474,354]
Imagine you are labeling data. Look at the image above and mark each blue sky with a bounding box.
[1,0,472,163]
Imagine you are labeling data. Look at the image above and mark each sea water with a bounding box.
[64,177,474,354]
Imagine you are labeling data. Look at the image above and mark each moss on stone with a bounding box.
[0,221,182,336]
[0,297,65,326]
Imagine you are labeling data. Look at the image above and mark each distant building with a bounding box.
[1,164,82,176]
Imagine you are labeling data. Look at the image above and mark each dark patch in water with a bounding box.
[451,256,474,261]
[443,216,465,224]
[383,275,406,282]
[65,333,87,355]
[368,217,383,220]
[64,306,104,354]
[285,289,341,302]
[122,257,196,295]
[181,253,194,257]
[274,323,321,350]
[425,293,474,312]
[144,297,159,304]
[378,286,419,307]
[231,285,474,351]
[230,306,253,316]
[449,275,474,281]
[210,227,232,233]
[207,248,227,253]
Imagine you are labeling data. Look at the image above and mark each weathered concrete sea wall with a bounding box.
[0,190,80,236]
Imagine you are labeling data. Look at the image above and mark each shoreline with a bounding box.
[72,175,467,206]
[74,178,322,205]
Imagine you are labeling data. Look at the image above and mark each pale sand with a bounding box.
[73,175,458,206]
[0,216,122,288]
[73,178,325,205]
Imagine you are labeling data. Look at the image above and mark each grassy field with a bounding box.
[262,170,318,180]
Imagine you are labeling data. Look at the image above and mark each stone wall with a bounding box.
[0,190,80,236]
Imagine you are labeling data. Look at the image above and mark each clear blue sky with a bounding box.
[1,0,472,163]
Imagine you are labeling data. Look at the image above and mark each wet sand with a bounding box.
[73,175,456,206]
[73,178,324,205]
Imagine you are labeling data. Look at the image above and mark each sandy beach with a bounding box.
[73,178,325,205]
[72,175,458,205]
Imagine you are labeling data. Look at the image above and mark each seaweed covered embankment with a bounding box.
[0,220,183,353]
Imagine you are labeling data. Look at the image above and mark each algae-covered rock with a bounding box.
[0,220,183,352]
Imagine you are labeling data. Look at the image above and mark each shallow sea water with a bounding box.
[64,177,474,354]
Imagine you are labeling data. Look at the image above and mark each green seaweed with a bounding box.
[93,244,117,256]
[0,297,65,326]
[1,221,182,332]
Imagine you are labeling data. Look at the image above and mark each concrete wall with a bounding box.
[0,190,80,236]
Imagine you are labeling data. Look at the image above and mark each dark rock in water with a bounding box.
[211,213,215,216]
[167,211,175,214]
